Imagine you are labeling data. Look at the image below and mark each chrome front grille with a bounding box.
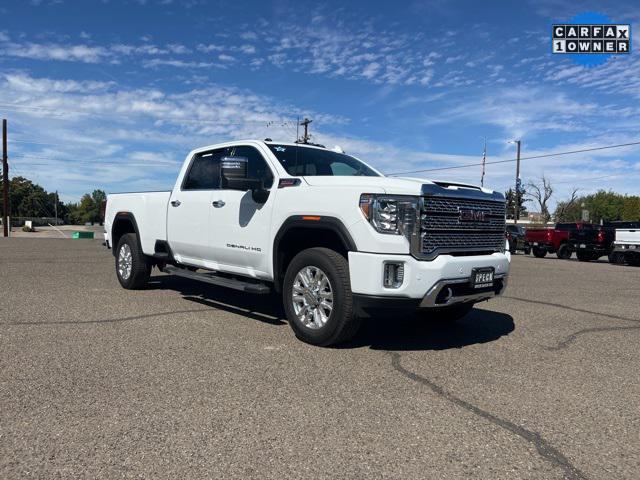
[418,193,506,259]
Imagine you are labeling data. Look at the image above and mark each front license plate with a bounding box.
[471,268,494,289]
[533,242,538,246]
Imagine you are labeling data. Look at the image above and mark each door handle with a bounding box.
[170,200,181,207]
[212,200,226,208]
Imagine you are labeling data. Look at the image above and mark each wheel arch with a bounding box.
[272,216,357,292]
[111,212,141,256]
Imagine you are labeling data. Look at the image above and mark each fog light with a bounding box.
[383,262,404,288]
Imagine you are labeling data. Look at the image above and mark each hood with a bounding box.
[302,176,432,194]
[302,176,498,196]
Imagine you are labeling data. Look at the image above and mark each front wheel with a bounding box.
[115,233,151,289]
[556,244,572,260]
[283,247,362,346]
[533,247,547,258]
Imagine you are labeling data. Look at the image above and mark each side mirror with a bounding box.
[220,156,270,204]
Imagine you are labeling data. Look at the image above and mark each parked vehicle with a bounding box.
[524,222,586,259]
[610,225,640,266]
[104,140,510,346]
[569,221,639,262]
[506,225,529,254]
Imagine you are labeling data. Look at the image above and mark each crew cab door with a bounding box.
[167,148,225,266]
[208,145,277,276]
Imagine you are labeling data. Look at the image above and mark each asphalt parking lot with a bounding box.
[1,239,639,479]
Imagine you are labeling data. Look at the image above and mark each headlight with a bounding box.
[359,194,419,236]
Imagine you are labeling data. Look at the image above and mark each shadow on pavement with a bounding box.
[149,275,514,351]
[343,309,514,351]
[148,275,286,326]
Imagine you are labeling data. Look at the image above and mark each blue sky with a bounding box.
[1,0,639,206]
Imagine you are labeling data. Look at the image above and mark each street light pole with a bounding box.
[2,119,8,237]
[508,140,521,224]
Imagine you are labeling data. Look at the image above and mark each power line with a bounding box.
[387,140,640,176]
[0,103,299,127]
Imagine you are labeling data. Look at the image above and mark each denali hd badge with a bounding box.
[551,12,631,66]
[458,208,488,222]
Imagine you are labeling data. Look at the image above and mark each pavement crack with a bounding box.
[388,352,588,480]
[8,308,211,326]
[504,296,640,350]
[503,296,639,324]
[546,325,640,351]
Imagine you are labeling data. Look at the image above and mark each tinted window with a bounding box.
[182,149,225,190]
[267,144,380,177]
[230,145,274,188]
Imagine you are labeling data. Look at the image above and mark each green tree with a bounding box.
[554,190,640,223]
[0,176,55,218]
[622,196,640,220]
[65,189,106,224]
[505,188,528,220]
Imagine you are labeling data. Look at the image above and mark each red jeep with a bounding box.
[525,223,590,259]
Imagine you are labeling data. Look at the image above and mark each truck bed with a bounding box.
[616,228,640,244]
[105,191,171,255]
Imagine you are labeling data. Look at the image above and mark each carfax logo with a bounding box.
[551,12,631,66]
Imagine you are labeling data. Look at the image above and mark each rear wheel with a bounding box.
[533,247,547,258]
[556,244,571,260]
[576,251,595,262]
[608,251,624,264]
[524,246,531,255]
[627,254,640,267]
[283,247,362,346]
[115,233,151,289]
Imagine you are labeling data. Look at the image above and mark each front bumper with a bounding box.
[348,251,509,313]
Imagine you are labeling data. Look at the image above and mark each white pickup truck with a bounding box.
[104,140,510,346]
[611,227,640,266]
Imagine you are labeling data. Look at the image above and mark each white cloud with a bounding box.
[3,42,110,63]
[238,44,256,54]
[361,62,380,79]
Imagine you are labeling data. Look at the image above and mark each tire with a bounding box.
[533,247,547,258]
[115,233,151,289]
[608,251,623,264]
[282,247,362,346]
[627,254,640,267]
[417,303,473,323]
[524,247,531,255]
[556,244,571,260]
[576,250,594,262]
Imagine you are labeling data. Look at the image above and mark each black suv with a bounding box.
[506,225,529,254]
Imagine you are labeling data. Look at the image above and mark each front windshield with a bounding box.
[267,144,380,177]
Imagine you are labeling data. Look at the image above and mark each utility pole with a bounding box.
[508,139,522,224]
[480,137,487,187]
[2,119,8,237]
[55,190,58,226]
[298,117,312,144]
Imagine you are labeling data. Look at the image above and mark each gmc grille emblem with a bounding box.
[458,208,489,222]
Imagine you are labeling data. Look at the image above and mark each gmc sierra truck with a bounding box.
[610,225,640,265]
[104,140,510,346]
